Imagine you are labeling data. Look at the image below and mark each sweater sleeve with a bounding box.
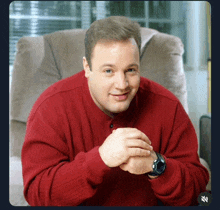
[148,102,209,206]
[21,96,111,206]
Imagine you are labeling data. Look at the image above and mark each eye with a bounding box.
[104,69,113,76]
[127,68,137,73]
[105,69,112,74]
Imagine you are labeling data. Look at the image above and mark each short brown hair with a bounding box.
[84,16,141,68]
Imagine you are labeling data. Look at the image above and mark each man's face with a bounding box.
[83,38,140,117]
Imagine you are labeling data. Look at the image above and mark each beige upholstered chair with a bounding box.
[9,28,188,206]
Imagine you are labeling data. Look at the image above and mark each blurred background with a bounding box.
[9,1,211,144]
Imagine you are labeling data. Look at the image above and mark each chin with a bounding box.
[111,104,130,114]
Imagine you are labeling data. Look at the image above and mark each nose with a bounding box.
[114,72,129,90]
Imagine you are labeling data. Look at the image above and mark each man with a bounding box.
[22,16,209,206]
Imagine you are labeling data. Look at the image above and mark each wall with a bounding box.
[185,70,208,143]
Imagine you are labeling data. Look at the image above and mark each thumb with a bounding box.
[119,163,128,171]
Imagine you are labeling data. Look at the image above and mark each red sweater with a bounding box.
[22,70,209,206]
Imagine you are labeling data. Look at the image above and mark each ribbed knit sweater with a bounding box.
[22,70,209,206]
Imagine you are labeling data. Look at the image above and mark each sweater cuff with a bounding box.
[85,146,111,184]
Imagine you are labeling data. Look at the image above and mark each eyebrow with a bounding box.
[100,63,139,69]
[127,63,139,68]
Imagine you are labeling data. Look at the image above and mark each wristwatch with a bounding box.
[148,152,166,176]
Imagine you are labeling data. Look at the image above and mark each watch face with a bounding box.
[154,154,166,175]
[149,153,166,176]
[156,161,166,174]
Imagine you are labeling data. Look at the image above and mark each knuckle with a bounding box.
[134,128,140,134]
[116,128,123,134]
[140,141,146,148]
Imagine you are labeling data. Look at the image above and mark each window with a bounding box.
[106,1,186,37]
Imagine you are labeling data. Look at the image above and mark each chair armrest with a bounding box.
[200,157,211,192]
[9,156,29,206]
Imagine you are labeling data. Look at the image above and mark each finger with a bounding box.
[139,132,151,145]
[125,129,151,145]
[126,139,153,151]
[128,147,151,157]
[119,163,128,171]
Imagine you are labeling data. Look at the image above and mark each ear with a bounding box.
[83,57,91,78]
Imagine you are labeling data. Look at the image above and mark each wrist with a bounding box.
[98,146,109,167]
[148,174,158,179]
[146,152,166,177]
[98,145,113,168]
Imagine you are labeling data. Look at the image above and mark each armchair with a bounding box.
[10,27,189,206]
[199,115,211,192]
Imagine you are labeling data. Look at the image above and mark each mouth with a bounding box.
[111,92,130,101]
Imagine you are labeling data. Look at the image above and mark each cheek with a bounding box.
[90,79,111,98]
[130,76,140,89]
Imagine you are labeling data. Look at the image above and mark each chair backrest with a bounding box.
[199,115,211,169]
[10,27,188,157]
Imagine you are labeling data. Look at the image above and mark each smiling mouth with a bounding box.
[111,92,130,101]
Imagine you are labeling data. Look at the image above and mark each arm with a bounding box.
[149,107,209,206]
[152,102,209,206]
[22,101,111,206]
[120,102,209,206]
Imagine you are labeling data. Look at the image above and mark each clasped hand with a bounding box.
[99,128,157,175]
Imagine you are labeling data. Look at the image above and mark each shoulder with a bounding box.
[29,71,85,119]
[137,77,189,133]
[41,70,85,98]
[139,76,179,103]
